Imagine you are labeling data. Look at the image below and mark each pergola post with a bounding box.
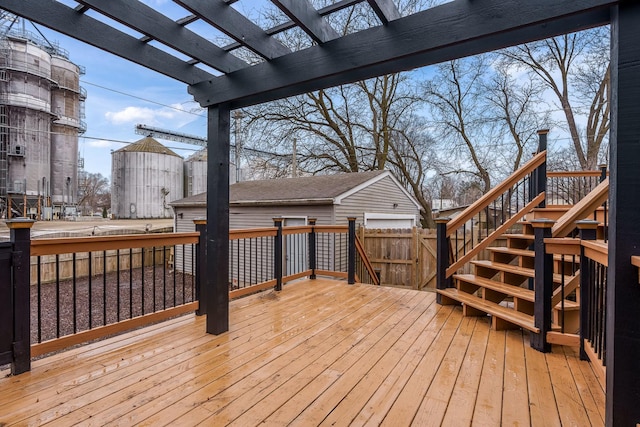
[205,104,230,335]
[607,3,640,425]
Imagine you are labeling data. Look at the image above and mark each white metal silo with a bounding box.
[183,147,239,197]
[111,137,184,219]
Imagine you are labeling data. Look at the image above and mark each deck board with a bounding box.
[0,278,605,426]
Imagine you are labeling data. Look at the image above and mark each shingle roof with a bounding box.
[170,170,388,207]
[115,136,182,158]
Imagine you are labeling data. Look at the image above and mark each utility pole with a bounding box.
[234,110,243,183]
[292,138,297,178]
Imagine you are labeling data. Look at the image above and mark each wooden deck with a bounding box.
[0,279,604,426]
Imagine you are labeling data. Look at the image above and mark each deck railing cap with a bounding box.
[5,218,35,229]
[576,219,600,229]
[530,218,556,228]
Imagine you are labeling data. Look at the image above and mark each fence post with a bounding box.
[577,219,599,360]
[308,218,317,280]
[436,217,452,304]
[194,218,207,316]
[536,129,548,208]
[7,219,34,375]
[347,217,356,285]
[531,218,554,352]
[273,218,283,291]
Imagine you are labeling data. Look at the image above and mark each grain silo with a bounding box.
[50,53,85,213]
[0,20,84,219]
[184,148,207,197]
[111,137,184,219]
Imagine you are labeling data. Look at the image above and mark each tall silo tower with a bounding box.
[111,137,184,219]
[0,18,85,219]
[50,51,86,215]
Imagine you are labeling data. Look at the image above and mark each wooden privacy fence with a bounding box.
[359,227,506,290]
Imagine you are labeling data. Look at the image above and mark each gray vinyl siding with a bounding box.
[172,205,203,275]
[229,205,333,229]
[334,175,420,226]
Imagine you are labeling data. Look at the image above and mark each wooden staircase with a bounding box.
[438,220,580,333]
[436,141,609,341]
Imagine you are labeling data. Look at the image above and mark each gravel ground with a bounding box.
[31,266,195,344]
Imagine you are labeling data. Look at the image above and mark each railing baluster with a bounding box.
[103,250,107,326]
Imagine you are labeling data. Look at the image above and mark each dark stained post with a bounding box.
[536,130,548,208]
[436,217,452,304]
[7,218,34,375]
[308,218,317,280]
[273,218,283,291]
[607,4,640,425]
[577,220,598,361]
[347,217,356,285]
[599,164,608,183]
[194,218,207,316]
[530,218,554,352]
[205,104,230,335]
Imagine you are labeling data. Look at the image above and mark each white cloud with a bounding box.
[87,139,118,148]
[104,104,201,129]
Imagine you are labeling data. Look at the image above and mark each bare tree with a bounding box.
[77,172,110,215]
[500,28,610,170]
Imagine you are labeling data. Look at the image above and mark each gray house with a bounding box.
[170,170,421,232]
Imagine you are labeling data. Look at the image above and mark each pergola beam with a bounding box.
[175,0,291,60]
[272,0,340,44]
[76,0,247,73]
[0,0,214,85]
[366,0,401,24]
[188,0,614,108]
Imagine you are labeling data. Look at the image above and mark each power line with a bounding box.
[80,80,206,118]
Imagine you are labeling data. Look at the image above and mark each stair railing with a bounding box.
[436,131,549,295]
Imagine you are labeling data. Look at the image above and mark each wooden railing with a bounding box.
[2,217,378,374]
[547,165,607,205]
[437,148,547,291]
[30,232,200,358]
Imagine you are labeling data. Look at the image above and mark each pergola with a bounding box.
[0,1,638,425]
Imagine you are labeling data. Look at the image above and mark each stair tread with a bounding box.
[437,288,540,333]
[455,274,535,301]
[454,273,580,309]
[488,247,534,257]
[503,233,535,240]
[471,260,574,284]
[488,246,580,262]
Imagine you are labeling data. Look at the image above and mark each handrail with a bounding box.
[445,192,545,277]
[551,178,609,237]
[355,235,380,286]
[446,150,546,235]
[31,232,199,256]
[547,171,607,178]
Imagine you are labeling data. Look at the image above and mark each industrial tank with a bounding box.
[0,35,53,197]
[111,137,184,219]
[183,147,239,197]
[50,54,83,206]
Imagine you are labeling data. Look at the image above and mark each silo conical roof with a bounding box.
[115,136,182,157]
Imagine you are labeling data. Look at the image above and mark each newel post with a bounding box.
[531,218,554,352]
[308,218,317,280]
[194,218,207,316]
[273,218,283,291]
[577,219,598,360]
[436,217,452,304]
[347,217,356,285]
[7,218,34,375]
[535,129,548,208]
